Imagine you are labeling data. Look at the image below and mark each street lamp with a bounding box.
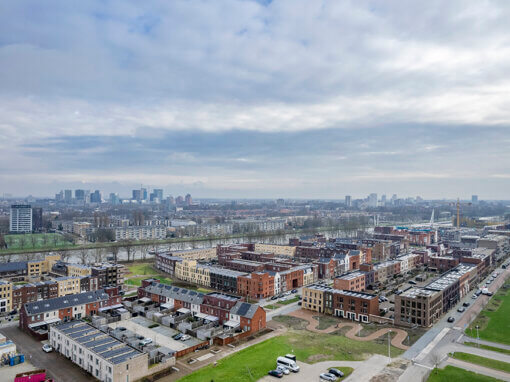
[388,330,392,363]
[476,325,480,348]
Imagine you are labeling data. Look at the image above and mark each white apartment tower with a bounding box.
[10,204,32,233]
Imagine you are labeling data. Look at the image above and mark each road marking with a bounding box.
[415,327,450,362]
[413,362,434,370]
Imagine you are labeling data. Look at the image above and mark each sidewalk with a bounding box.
[443,358,510,382]
[459,334,510,351]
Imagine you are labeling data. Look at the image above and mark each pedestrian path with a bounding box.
[288,309,410,350]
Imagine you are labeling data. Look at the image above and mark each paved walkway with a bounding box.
[289,309,410,350]
[443,358,510,382]
[459,333,510,351]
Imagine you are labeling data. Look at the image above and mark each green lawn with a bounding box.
[452,352,510,373]
[463,342,510,356]
[467,282,510,345]
[3,233,73,251]
[278,296,300,305]
[124,262,173,287]
[179,329,403,382]
[313,315,340,330]
[127,263,160,275]
[427,365,503,382]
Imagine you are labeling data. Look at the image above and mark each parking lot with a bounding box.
[0,326,92,382]
[109,316,203,352]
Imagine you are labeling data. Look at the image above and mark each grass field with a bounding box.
[3,233,73,251]
[125,263,173,286]
[463,342,510,356]
[467,281,510,345]
[427,365,503,382]
[452,352,510,373]
[179,325,404,382]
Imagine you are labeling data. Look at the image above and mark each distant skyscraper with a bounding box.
[64,189,73,202]
[132,189,141,201]
[75,189,85,201]
[90,190,102,203]
[381,194,387,205]
[141,188,148,201]
[109,193,120,205]
[55,190,64,201]
[10,204,32,233]
[185,194,192,206]
[176,195,184,205]
[150,189,163,202]
[368,193,378,207]
[472,195,478,204]
[345,195,352,207]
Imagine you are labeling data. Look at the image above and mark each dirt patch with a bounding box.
[307,353,330,362]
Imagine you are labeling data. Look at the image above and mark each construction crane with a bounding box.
[453,198,473,228]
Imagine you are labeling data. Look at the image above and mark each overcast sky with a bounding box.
[1,1,509,199]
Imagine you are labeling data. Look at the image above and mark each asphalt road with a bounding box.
[0,326,93,382]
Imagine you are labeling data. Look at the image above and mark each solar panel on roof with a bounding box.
[110,350,142,364]
[100,346,132,359]
[237,302,251,316]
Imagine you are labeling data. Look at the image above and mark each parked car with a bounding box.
[297,301,302,306]
[447,317,455,323]
[463,302,470,307]
[291,289,298,294]
[320,373,338,381]
[271,295,278,300]
[284,291,292,296]
[277,356,300,372]
[471,294,478,299]
[268,370,283,378]
[408,280,417,285]
[139,338,153,346]
[328,368,345,377]
[42,344,53,353]
[173,333,183,340]
[276,365,290,375]
[457,307,465,313]
[180,335,191,341]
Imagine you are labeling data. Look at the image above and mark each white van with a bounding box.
[277,356,300,372]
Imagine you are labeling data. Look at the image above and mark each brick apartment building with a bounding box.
[334,271,366,292]
[237,272,275,299]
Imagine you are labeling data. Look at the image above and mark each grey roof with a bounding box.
[53,321,144,365]
[208,266,247,277]
[0,261,27,273]
[24,290,110,315]
[144,282,205,305]
[230,301,260,319]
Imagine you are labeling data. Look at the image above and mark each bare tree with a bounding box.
[111,245,119,263]
[94,247,105,263]
[5,236,13,248]
[123,241,134,262]
[140,244,149,261]
[30,235,37,248]
[19,235,27,249]
[78,248,90,265]
[57,250,70,263]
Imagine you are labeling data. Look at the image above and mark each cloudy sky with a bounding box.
[1,0,509,199]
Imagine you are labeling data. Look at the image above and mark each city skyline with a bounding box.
[1,1,510,198]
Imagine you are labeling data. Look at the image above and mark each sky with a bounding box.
[1,0,509,199]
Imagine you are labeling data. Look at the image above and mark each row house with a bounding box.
[20,289,122,339]
[253,243,296,257]
[428,256,460,272]
[216,244,253,256]
[175,260,211,287]
[155,253,183,276]
[302,284,379,322]
[0,280,12,313]
[209,268,246,294]
[12,280,58,310]
[137,280,267,336]
[313,258,336,279]
[200,293,240,324]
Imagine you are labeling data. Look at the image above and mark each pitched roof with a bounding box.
[144,282,204,305]
[0,262,27,273]
[230,301,260,319]
[24,290,110,315]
